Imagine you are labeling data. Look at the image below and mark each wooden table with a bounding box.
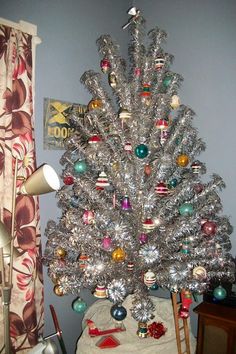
[194,302,236,354]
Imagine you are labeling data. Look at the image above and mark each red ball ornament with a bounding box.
[202,221,217,236]
[155,182,168,196]
[63,176,74,185]
[179,307,189,319]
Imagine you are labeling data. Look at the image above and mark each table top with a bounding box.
[193,302,236,324]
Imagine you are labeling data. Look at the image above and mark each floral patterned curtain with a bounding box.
[0,23,43,352]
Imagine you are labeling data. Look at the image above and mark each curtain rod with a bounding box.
[0,18,41,43]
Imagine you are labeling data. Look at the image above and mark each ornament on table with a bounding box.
[144,270,156,288]
[155,181,169,197]
[201,221,217,236]
[139,232,148,244]
[102,235,112,250]
[137,322,148,338]
[192,266,207,280]
[144,164,151,176]
[55,246,67,258]
[194,183,204,194]
[110,304,127,321]
[72,297,87,313]
[127,261,134,271]
[53,284,64,297]
[163,75,172,88]
[121,195,132,211]
[191,161,201,174]
[155,118,168,130]
[124,142,132,153]
[70,196,80,208]
[140,83,151,105]
[142,217,155,232]
[96,171,110,190]
[176,154,189,167]
[134,67,141,77]
[155,56,165,71]
[179,203,194,216]
[74,159,88,174]
[178,289,192,319]
[135,144,149,159]
[118,108,132,121]
[112,247,126,262]
[83,210,95,225]
[148,322,167,339]
[100,58,111,73]
[108,72,117,88]
[94,284,107,298]
[213,285,227,300]
[88,98,103,111]
[170,94,180,109]
[88,135,102,144]
[63,175,74,185]
[96,335,120,349]
[181,239,190,254]
[86,319,125,337]
[78,253,89,269]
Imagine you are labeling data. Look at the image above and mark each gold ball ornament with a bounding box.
[55,247,67,258]
[112,247,126,262]
[176,154,189,167]
[53,284,64,296]
[88,98,103,111]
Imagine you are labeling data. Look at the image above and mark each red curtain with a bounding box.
[0,23,44,352]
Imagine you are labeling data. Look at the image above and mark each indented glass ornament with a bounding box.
[121,196,132,211]
[176,154,189,167]
[63,175,74,185]
[96,171,110,190]
[127,261,134,271]
[100,58,111,73]
[72,297,87,313]
[94,284,107,298]
[155,182,169,196]
[201,221,217,236]
[140,83,151,97]
[179,203,194,216]
[191,161,201,174]
[213,285,227,300]
[135,144,149,159]
[118,108,132,121]
[78,253,89,269]
[53,284,64,296]
[83,210,95,225]
[155,57,165,71]
[55,247,67,258]
[137,322,148,338]
[110,304,127,321]
[170,95,180,109]
[88,135,102,144]
[88,98,103,111]
[139,233,148,244]
[142,218,155,232]
[112,247,126,262]
[144,270,156,288]
[74,160,87,173]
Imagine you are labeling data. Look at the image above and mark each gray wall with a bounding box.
[1,0,236,352]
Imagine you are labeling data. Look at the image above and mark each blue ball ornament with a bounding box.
[213,285,227,301]
[179,203,194,216]
[110,304,127,321]
[72,298,87,313]
[74,160,87,173]
[135,144,149,159]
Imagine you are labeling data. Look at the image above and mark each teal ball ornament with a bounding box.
[179,203,194,216]
[74,160,87,173]
[110,304,127,321]
[150,283,159,290]
[135,144,149,159]
[168,178,178,189]
[72,298,87,313]
[213,286,227,301]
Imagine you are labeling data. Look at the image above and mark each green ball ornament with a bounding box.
[213,286,227,301]
[135,144,149,159]
[72,298,87,313]
[74,160,87,173]
[163,75,172,88]
[179,203,194,216]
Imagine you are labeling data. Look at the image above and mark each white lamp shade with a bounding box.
[0,221,11,248]
[20,164,60,196]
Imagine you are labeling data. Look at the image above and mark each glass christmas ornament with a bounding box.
[110,305,127,321]
[109,72,117,88]
[142,218,155,232]
[118,108,132,121]
[55,247,67,258]
[63,175,74,185]
[194,183,204,194]
[135,144,149,159]
[78,254,89,269]
[112,247,126,262]
[168,178,178,189]
[139,233,148,244]
[176,154,189,167]
[150,283,159,290]
[155,119,168,130]
[213,285,227,300]
[100,58,111,73]
[72,298,87,313]
[74,160,87,173]
[160,130,169,145]
[134,67,141,77]
[127,261,134,271]
[96,171,109,190]
[170,95,180,109]
[124,142,132,153]
[94,284,107,298]
[155,182,168,196]
[181,240,190,254]
[179,203,194,216]
[137,322,148,338]
[88,135,102,144]
[70,196,80,208]
[121,196,132,211]
[202,221,217,236]
[179,307,189,319]
[144,270,156,288]
[53,284,64,296]
[144,164,151,176]
[163,75,172,88]
[102,236,112,250]
[192,266,207,280]
[88,98,103,111]
[140,83,151,97]
[83,210,95,225]
[191,161,201,174]
[155,57,165,71]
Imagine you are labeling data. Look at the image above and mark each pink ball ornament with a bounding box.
[202,221,217,236]
[102,236,112,250]
[139,233,148,244]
